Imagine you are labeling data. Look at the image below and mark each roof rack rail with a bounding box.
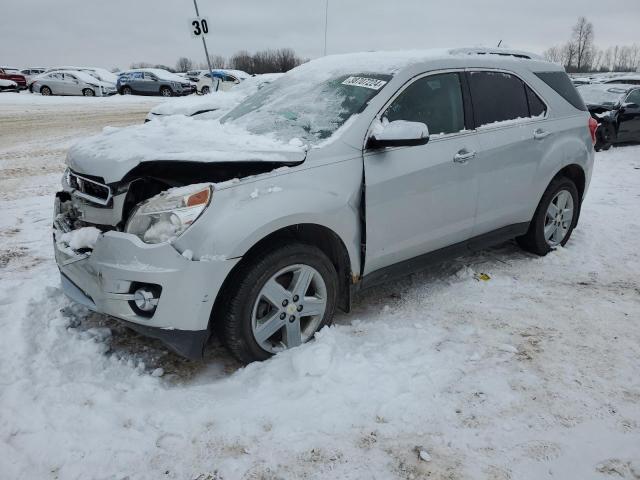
[450,48,541,60]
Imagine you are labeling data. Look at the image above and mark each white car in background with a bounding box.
[145,73,282,121]
[20,68,46,84]
[47,66,118,89]
[0,78,19,92]
[31,70,116,96]
[189,69,251,94]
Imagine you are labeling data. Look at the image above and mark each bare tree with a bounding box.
[569,17,595,72]
[176,57,194,72]
[229,50,254,73]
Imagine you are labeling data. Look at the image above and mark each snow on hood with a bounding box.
[66,115,307,183]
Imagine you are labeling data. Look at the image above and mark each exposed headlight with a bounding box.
[125,184,212,244]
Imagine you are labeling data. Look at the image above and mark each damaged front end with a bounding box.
[53,159,295,359]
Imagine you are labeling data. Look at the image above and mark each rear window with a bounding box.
[535,71,586,111]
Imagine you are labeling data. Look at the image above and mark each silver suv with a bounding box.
[54,48,595,363]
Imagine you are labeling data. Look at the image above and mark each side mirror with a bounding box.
[367,120,430,149]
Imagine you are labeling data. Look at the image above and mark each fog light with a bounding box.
[133,288,158,312]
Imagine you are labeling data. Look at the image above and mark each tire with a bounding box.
[219,243,338,364]
[595,122,614,151]
[517,176,580,256]
[201,86,210,95]
[121,86,132,95]
[40,86,51,96]
[82,88,95,97]
[160,86,172,97]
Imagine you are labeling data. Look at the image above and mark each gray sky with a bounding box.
[2,0,639,70]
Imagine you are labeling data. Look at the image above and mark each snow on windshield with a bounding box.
[578,85,627,106]
[222,71,392,144]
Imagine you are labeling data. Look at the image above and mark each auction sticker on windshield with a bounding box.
[342,76,388,90]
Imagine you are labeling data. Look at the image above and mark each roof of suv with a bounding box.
[297,48,560,78]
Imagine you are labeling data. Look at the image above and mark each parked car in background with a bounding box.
[578,83,640,150]
[20,68,46,84]
[188,69,250,94]
[0,79,19,92]
[54,48,594,363]
[31,70,116,96]
[145,73,283,121]
[599,75,640,85]
[0,67,27,90]
[49,66,119,88]
[571,77,592,86]
[117,69,195,96]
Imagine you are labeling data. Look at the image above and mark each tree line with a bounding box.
[130,48,306,74]
[543,17,640,73]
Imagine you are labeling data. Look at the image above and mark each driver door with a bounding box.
[364,71,480,275]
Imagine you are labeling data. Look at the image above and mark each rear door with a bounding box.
[617,89,640,142]
[63,73,81,95]
[364,71,480,274]
[467,70,550,236]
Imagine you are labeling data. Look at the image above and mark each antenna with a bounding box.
[497,40,503,48]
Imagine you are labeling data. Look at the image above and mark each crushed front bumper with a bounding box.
[54,197,239,359]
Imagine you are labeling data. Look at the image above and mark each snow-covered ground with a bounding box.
[1,99,639,479]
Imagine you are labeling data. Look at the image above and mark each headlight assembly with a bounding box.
[125,184,212,244]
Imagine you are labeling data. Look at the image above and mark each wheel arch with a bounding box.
[211,223,353,333]
[554,163,586,202]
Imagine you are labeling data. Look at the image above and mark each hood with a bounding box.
[66,115,307,183]
[149,90,244,117]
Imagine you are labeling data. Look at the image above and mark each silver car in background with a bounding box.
[54,48,595,363]
[31,70,116,96]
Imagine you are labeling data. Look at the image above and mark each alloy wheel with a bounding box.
[251,264,327,353]
[544,190,574,246]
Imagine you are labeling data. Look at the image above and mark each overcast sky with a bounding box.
[2,0,639,70]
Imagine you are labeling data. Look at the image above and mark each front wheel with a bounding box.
[40,86,51,96]
[160,86,172,97]
[121,86,132,95]
[517,177,580,256]
[82,88,95,97]
[201,86,210,95]
[220,244,338,363]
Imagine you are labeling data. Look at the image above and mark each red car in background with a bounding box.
[0,68,27,90]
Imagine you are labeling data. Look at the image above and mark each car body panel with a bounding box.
[53,48,595,357]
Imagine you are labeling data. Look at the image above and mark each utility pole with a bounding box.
[323,0,329,56]
[193,0,218,91]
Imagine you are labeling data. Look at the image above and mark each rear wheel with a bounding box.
[160,86,172,97]
[121,86,132,95]
[82,88,95,97]
[219,243,338,364]
[517,177,580,256]
[40,86,51,96]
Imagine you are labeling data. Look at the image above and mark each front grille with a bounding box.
[67,171,112,206]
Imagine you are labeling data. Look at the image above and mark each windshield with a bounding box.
[221,72,392,144]
[578,85,627,106]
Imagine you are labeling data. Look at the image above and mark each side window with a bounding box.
[626,90,640,105]
[469,71,529,126]
[383,72,465,135]
[526,85,547,117]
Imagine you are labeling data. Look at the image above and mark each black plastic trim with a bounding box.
[356,222,530,291]
[120,320,210,360]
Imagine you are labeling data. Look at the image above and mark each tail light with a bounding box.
[588,117,598,146]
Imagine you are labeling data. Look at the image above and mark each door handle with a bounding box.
[453,150,476,163]
[534,129,551,140]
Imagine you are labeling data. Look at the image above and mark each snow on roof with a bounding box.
[122,68,187,83]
